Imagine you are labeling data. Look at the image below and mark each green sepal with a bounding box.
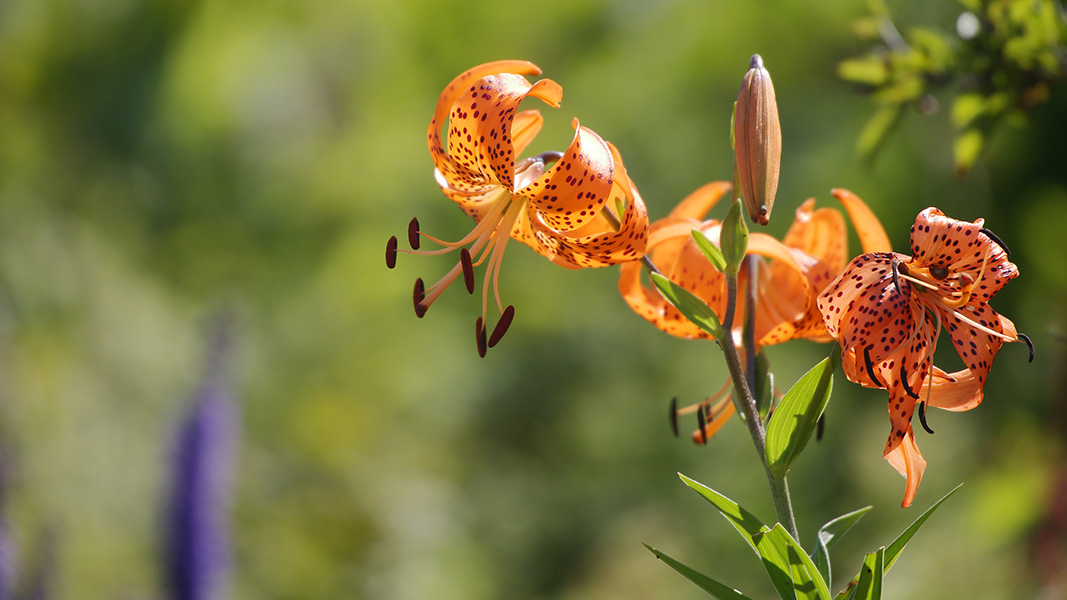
[765,350,838,476]
[812,506,873,590]
[651,273,724,338]
[720,199,749,276]
[643,544,755,600]
[691,229,727,273]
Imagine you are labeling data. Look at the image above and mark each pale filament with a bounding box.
[676,379,733,416]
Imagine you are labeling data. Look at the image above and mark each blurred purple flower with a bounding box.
[166,325,239,600]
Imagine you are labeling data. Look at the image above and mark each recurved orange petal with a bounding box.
[883,426,926,508]
[832,188,892,254]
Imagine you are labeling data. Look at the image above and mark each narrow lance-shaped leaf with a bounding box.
[850,547,884,600]
[691,229,727,273]
[651,273,724,338]
[833,484,962,599]
[759,525,830,600]
[643,544,755,600]
[812,506,873,590]
[678,474,793,600]
[765,351,838,476]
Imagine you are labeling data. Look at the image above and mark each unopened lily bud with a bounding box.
[734,54,781,226]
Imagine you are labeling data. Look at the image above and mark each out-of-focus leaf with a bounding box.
[850,547,884,600]
[953,128,984,174]
[871,76,924,104]
[765,354,836,476]
[838,58,889,87]
[650,273,723,338]
[643,544,755,600]
[856,105,902,158]
[720,199,748,276]
[951,93,986,128]
[691,229,727,273]
[813,506,873,590]
[909,28,953,72]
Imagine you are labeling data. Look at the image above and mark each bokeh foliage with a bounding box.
[0,0,1065,599]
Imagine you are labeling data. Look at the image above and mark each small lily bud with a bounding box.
[734,54,781,226]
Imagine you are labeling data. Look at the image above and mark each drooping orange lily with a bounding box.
[620,185,887,441]
[817,200,1032,507]
[387,60,649,356]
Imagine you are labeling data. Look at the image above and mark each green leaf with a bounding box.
[813,506,873,590]
[679,473,767,553]
[884,483,963,571]
[679,474,811,600]
[720,199,748,276]
[837,58,889,86]
[953,127,984,175]
[765,354,837,476]
[760,525,830,600]
[643,544,755,600]
[691,229,727,273]
[851,547,884,600]
[650,273,723,338]
[856,105,902,159]
[833,484,962,598]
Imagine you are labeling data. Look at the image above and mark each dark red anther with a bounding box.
[891,257,904,296]
[460,248,475,294]
[863,346,883,387]
[899,364,920,399]
[979,227,1010,256]
[408,218,421,250]
[475,317,487,357]
[487,305,515,348]
[413,279,427,318]
[816,414,825,441]
[669,397,679,438]
[386,236,398,269]
[1019,332,1035,363]
[917,402,934,434]
[696,406,708,445]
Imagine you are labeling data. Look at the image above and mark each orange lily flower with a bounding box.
[619,184,879,347]
[817,201,1031,507]
[387,60,649,355]
[620,185,886,441]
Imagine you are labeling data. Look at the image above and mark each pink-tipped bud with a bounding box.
[734,54,781,226]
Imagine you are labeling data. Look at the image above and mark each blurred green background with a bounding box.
[1,0,1065,598]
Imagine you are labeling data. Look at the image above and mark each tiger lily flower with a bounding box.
[618,184,878,347]
[387,60,649,356]
[817,201,1032,507]
[620,185,885,441]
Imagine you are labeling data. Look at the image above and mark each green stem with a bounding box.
[722,261,800,541]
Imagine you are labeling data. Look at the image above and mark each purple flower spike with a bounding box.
[166,320,239,600]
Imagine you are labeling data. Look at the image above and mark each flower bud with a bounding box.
[734,54,781,226]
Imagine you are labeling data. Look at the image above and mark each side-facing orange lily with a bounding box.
[817,196,1032,507]
[620,185,887,441]
[387,60,649,356]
